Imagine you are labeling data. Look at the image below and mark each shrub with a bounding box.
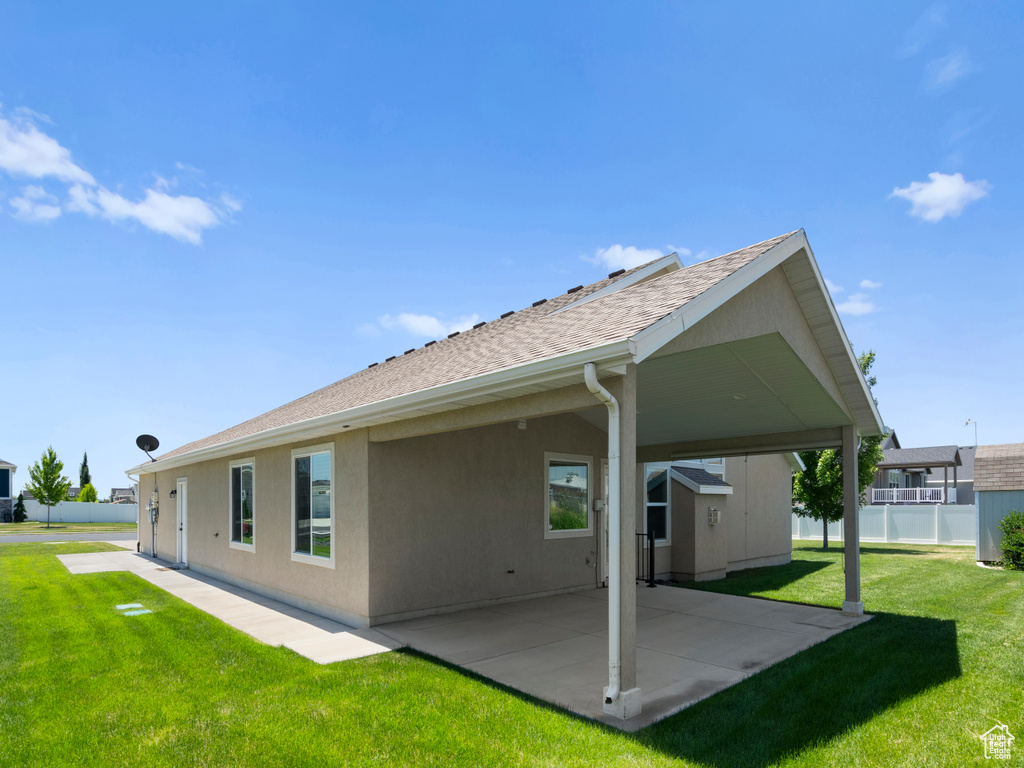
[998,509,1024,570]
[76,483,98,503]
[13,493,27,523]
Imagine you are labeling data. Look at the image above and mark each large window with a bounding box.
[645,466,669,542]
[0,468,9,499]
[229,458,255,551]
[545,452,592,539]
[292,444,334,566]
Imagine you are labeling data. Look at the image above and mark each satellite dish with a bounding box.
[136,434,160,462]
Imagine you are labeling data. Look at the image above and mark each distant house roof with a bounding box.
[924,446,975,483]
[877,446,961,469]
[0,459,16,470]
[671,466,733,495]
[975,443,1024,492]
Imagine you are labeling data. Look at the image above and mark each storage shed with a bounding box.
[974,443,1024,562]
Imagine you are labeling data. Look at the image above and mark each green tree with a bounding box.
[13,493,28,523]
[76,483,98,503]
[79,451,91,489]
[793,350,885,549]
[25,446,73,529]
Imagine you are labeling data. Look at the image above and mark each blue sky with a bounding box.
[1,2,1020,493]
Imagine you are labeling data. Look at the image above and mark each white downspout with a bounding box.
[584,362,620,705]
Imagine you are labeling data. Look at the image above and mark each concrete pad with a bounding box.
[379,584,870,731]
[57,551,398,664]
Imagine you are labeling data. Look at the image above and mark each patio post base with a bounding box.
[602,687,642,720]
[841,600,864,616]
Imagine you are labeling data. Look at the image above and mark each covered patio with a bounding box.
[378,585,869,730]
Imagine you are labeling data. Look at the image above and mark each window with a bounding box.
[645,466,669,543]
[229,458,255,551]
[0,468,9,499]
[888,469,900,488]
[292,444,334,567]
[545,453,592,538]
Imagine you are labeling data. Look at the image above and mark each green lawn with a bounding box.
[0,522,138,535]
[0,541,1020,766]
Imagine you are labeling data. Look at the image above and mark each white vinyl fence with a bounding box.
[793,504,976,546]
[25,500,138,524]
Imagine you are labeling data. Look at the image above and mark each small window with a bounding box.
[887,469,899,488]
[545,453,592,539]
[645,467,669,542]
[292,444,334,567]
[0,468,9,499]
[229,459,255,551]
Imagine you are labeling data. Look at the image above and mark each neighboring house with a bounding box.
[975,442,1024,562]
[870,443,963,504]
[21,487,81,502]
[128,229,884,721]
[110,485,138,504]
[0,459,16,521]
[926,445,975,505]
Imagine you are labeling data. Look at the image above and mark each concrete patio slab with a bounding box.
[378,585,870,731]
[57,551,398,663]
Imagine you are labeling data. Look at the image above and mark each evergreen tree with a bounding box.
[793,350,885,549]
[25,447,73,529]
[80,451,91,489]
[13,493,27,523]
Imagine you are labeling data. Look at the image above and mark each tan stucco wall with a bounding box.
[654,265,852,421]
[723,454,794,571]
[366,410,608,622]
[668,485,729,581]
[138,429,371,626]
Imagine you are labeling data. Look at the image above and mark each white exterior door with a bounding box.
[176,478,188,566]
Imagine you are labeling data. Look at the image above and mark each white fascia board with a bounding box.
[798,237,886,437]
[786,452,805,472]
[127,339,634,476]
[550,254,683,316]
[670,470,733,495]
[630,231,809,365]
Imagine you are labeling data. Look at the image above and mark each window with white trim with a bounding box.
[887,469,900,488]
[545,453,592,538]
[645,465,670,543]
[292,444,334,565]
[229,458,255,550]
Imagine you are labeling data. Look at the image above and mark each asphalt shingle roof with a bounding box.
[671,467,732,488]
[877,446,960,468]
[975,443,1024,492]
[157,231,797,462]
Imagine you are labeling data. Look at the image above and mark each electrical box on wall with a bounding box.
[708,507,720,526]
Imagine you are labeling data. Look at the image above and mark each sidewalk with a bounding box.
[58,550,398,664]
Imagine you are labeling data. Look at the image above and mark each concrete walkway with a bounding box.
[57,550,398,663]
[377,586,870,730]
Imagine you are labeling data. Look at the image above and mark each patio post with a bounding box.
[842,424,863,615]
[603,363,641,719]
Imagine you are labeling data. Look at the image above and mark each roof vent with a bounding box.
[567,285,583,294]
[404,348,415,355]
[385,356,396,362]
[424,340,436,347]
[473,321,486,329]
[501,310,515,319]
[368,362,379,368]
[532,299,547,307]
[608,268,626,278]
[448,331,460,338]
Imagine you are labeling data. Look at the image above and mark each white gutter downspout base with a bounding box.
[585,363,642,721]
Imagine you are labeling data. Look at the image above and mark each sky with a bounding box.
[1,2,1021,494]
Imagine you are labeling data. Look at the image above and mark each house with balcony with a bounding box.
[870,440,963,504]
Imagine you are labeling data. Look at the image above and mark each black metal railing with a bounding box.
[635,530,656,588]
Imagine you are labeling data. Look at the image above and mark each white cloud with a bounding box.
[925,49,977,89]
[0,114,95,184]
[378,312,481,338]
[835,293,876,316]
[860,279,883,290]
[898,3,947,58]
[824,278,843,294]
[890,171,990,222]
[9,184,61,222]
[0,106,239,244]
[586,244,665,271]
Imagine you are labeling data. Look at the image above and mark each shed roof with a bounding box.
[876,445,961,469]
[975,443,1024,492]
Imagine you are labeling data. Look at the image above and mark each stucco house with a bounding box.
[129,229,883,720]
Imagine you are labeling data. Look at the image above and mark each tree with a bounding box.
[13,493,27,523]
[25,447,73,529]
[79,451,91,489]
[76,483,98,503]
[793,350,885,549]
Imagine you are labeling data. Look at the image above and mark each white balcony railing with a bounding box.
[872,487,945,504]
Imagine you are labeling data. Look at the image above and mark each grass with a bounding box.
[0,522,138,535]
[0,540,1021,766]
